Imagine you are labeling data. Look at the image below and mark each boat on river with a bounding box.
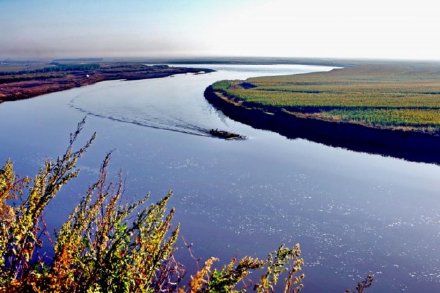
[209,129,245,140]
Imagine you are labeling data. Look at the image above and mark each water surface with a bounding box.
[1,64,440,292]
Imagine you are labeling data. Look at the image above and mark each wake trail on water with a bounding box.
[68,97,214,138]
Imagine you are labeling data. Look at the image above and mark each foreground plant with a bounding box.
[0,119,371,292]
[184,244,304,293]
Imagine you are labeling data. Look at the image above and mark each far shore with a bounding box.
[0,62,214,103]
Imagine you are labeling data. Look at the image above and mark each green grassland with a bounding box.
[212,64,440,133]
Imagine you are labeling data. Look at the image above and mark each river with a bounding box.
[1,64,440,292]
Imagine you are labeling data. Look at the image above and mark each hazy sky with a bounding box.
[1,0,440,60]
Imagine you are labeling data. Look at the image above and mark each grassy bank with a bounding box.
[212,64,440,134]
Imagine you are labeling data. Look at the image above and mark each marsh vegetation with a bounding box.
[212,64,440,133]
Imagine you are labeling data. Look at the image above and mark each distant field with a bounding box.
[212,64,440,133]
[0,61,50,73]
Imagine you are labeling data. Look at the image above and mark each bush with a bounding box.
[0,119,372,292]
[0,119,306,292]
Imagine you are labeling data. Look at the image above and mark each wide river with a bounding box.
[1,64,440,292]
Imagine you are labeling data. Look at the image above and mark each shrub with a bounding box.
[0,119,371,292]
[0,119,306,292]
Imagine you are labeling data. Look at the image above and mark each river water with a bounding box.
[1,64,440,292]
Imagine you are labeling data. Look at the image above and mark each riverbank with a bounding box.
[0,62,213,103]
[204,80,440,164]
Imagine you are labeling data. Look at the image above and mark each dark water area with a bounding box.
[1,64,440,292]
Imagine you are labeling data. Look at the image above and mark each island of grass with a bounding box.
[0,61,213,103]
[204,63,440,164]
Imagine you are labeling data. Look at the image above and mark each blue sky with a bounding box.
[1,0,440,60]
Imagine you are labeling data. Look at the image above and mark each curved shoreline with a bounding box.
[204,86,440,165]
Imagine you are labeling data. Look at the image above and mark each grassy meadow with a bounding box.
[212,63,440,133]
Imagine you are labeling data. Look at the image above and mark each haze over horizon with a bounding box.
[1,0,440,61]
